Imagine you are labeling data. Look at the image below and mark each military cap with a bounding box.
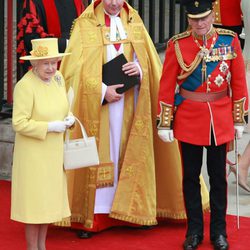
[181,0,216,19]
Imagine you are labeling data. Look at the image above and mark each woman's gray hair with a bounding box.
[29,57,61,67]
[30,60,39,67]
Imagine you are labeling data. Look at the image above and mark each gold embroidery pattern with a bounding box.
[134,119,146,135]
[89,168,96,181]
[125,166,135,177]
[110,212,157,226]
[142,73,149,85]
[170,31,191,43]
[88,122,98,137]
[157,102,173,129]
[97,167,110,181]
[85,78,98,91]
[88,31,98,43]
[216,28,236,37]
[133,26,143,40]
[96,164,114,188]
[70,19,77,37]
[233,98,247,125]
[30,46,48,57]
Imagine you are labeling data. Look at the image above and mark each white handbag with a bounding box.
[63,116,99,170]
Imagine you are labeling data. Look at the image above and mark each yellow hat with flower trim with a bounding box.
[20,38,71,60]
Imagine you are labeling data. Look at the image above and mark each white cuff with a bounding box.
[101,82,108,104]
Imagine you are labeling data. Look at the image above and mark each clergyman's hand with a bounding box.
[122,62,140,76]
[104,84,124,103]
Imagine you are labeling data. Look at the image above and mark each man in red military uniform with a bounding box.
[213,0,244,47]
[17,0,85,73]
[157,0,248,249]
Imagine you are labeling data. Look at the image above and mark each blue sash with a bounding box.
[174,34,234,106]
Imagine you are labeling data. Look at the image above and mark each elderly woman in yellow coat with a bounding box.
[11,38,74,250]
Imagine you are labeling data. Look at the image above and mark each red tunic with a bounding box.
[213,0,242,26]
[158,29,248,146]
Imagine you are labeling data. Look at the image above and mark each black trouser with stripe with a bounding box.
[179,136,227,240]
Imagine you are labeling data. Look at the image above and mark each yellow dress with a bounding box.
[11,70,71,224]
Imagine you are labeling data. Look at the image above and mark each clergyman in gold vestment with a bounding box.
[59,0,209,235]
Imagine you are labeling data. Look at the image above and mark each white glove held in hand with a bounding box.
[234,125,244,139]
[158,130,174,142]
[48,121,67,133]
[64,115,75,128]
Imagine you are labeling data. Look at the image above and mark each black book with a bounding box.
[102,53,140,94]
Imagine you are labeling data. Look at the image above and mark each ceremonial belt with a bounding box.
[180,88,228,102]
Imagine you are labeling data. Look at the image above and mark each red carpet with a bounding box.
[0,180,249,250]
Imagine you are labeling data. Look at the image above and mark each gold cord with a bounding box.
[175,41,202,80]
[175,32,217,81]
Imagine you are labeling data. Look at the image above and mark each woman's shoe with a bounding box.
[226,159,236,177]
[227,156,250,193]
[238,182,250,193]
[227,154,241,177]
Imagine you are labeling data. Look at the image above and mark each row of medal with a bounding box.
[204,46,237,62]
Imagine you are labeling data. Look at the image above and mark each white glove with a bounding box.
[158,130,174,142]
[239,28,245,40]
[64,115,75,128]
[48,121,67,133]
[234,125,244,139]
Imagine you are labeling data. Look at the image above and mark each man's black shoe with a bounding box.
[77,230,92,239]
[183,235,203,250]
[211,235,229,250]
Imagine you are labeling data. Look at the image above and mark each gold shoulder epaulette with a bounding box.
[216,28,236,37]
[171,31,191,43]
